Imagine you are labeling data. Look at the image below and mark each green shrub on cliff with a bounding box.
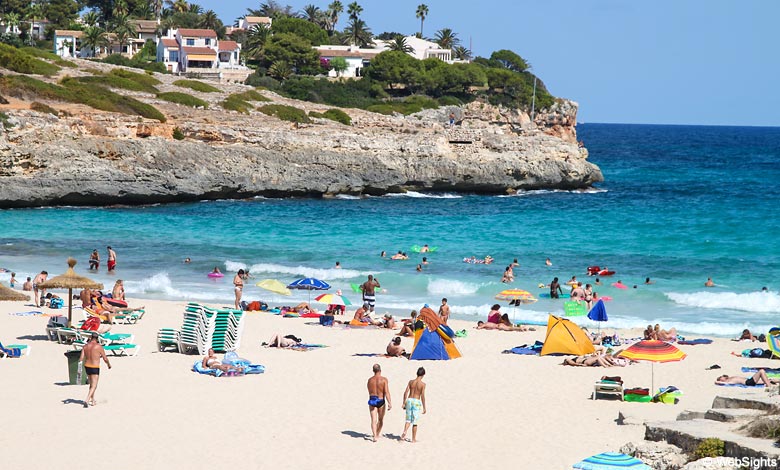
[109,69,161,87]
[693,438,725,459]
[20,47,77,68]
[221,95,253,114]
[310,109,351,125]
[0,44,60,76]
[156,92,208,109]
[30,102,59,116]
[172,79,221,93]
[258,104,310,124]
[73,74,159,94]
[232,90,271,102]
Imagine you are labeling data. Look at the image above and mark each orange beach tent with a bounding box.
[540,314,595,356]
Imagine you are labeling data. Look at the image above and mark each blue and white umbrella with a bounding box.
[573,452,650,470]
[287,278,331,302]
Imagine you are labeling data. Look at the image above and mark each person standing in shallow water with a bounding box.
[106,246,117,272]
[367,364,391,442]
[233,269,245,309]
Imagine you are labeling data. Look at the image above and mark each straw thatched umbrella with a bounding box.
[0,282,30,302]
[38,258,103,327]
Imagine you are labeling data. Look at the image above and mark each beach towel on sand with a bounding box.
[716,382,765,388]
[503,341,544,355]
[742,367,780,378]
[192,361,265,377]
[677,339,713,345]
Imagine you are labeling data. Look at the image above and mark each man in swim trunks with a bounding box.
[716,370,778,386]
[89,249,100,270]
[401,367,427,443]
[367,363,391,442]
[360,275,380,314]
[106,246,117,272]
[549,277,563,299]
[80,332,111,407]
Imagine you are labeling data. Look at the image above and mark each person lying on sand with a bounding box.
[202,348,244,373]
[654,324,677,342]
[562,354,612,367]
[716,370,778,386]
[263,334,301,348]
[734,329,757,341]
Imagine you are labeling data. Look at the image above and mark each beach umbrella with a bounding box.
[287,277,330,302]
[0,282,30,302]
[37,258,103,327]
[495,289,537,323]
[587,299,608,334]
[572,452,651,470]
[314,292,352,306]
[255,279,291,296]
[618,340,686,393]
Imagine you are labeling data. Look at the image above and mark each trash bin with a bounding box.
[64,350,87,385]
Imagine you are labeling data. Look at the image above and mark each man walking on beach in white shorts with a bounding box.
[402,367,427,443]
[360,275,380,313]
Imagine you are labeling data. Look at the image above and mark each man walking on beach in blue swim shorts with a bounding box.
[401,367,427,443]
[367,363,391,442]
[361,274,380,314]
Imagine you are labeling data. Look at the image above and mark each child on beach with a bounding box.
[401,367,427,443]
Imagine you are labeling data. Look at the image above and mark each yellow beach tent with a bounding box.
[540,314,595,356]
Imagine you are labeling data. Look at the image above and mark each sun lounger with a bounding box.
[56,327,81,344]
[76,330,134,345]
[157,328,180,352]
[71,339,140,357]
[0,341,30,358]
[46,316,70,341]
[592,380,623,400]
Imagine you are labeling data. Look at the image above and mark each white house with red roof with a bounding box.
[237,16,272,30]
[315,45,380,78]
[155,28,245,75]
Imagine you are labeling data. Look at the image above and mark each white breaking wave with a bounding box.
[124,272,226,301]
[386,191,462,199]
[497,188,607,198]
[427,278,481,296]
[334,194,362,200]
[225,260,372,281]
[666,291,780,314]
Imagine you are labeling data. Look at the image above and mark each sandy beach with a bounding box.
[1,297,776,469]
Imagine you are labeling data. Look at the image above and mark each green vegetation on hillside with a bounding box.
[309,108,351,125]
[156,92,209,108]
[172,80,221,93]
[220,90,270,114]
[258,104,310,124]
[0,44,61,76]
[0,74,165,122]
[20,47,77,68]
[73,73,159,93]
[30,101,59,115]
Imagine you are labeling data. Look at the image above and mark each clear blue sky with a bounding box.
[195,0,778,126]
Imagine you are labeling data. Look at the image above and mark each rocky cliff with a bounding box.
[0,66,601,208]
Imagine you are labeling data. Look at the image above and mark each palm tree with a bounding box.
[134,3,154,20]
[3,12,21,33]
[343,17,372,48]
[187,3,203,15]
[82,11,99,27]
[200,10,219,30]
[325,1,342,35]
[26,3,44,44]
[301,4,320,23]
[387,36,413,53]
[268,60,292,81]
[434,28,458,49]
[82,26,108,57]
[347,1,362,21]
[415,4,428,37]
[150,0,164,19]
[244,24,270,60]
[166,0,189,14]
[111,13,137,52]
[247,1,296,19]
[113,0,129,18]
[452,45,471,61]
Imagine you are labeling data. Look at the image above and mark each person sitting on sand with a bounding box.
[397,310,421,336]
[716,370,778,386]
[111,280,125,301]
[22,277,32,291]
[487,304,502,324]
[386,337,406,357]
[264,334,301,348]
[643,324,656,340]
[354,303,381,325]
[382,314,396,329]
[202,348,244,373]
[735,329,757,341]
[654,324,677,342]
[497,314,535,332]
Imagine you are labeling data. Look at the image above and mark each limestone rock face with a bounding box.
[621,441,689,470]
[0,97,602,208]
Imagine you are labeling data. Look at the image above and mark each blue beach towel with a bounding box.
[504,341,544,355]
[677,339,713,345]
[715,382,764,388]
[742,367,780,374]
[9,311,44,316]
[192,361,223,377]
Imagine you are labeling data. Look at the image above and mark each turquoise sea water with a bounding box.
[1,123,778,336]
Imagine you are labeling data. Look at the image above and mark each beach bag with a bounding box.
[81,316,101,331]
[246,301,261,311]
[50,297,64,309]
[260,301,268,311]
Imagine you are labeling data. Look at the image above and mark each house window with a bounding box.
[205,38,210,46]
[186,38,194,46]
[169,50,178,62]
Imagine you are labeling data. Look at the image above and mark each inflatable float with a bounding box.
[410,245,438,253]
[538,293,571,299]
[105,298,128,308]
[207,272,224,278]
[587,266,615,276]
[463,257,494,265]
[612,282,627,289]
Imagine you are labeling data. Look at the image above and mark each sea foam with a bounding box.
[666,291,780,313]
[225,260,370,281]
[427,278,481,295]
[124,272,225,301]
[386,191,462,199]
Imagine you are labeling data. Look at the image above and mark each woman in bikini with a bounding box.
[233,269,245,309]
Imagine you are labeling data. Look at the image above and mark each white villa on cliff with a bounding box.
[156,28,246,79]
[315,35,455,78]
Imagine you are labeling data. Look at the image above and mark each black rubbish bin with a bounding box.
[64,350,88,385]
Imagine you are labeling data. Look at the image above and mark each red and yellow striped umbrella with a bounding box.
[495,289,537,304]
[618,340,687,363]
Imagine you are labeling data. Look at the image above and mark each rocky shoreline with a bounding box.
[0,72,603,208]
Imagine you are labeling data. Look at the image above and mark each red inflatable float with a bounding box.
[587,266,616,276]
